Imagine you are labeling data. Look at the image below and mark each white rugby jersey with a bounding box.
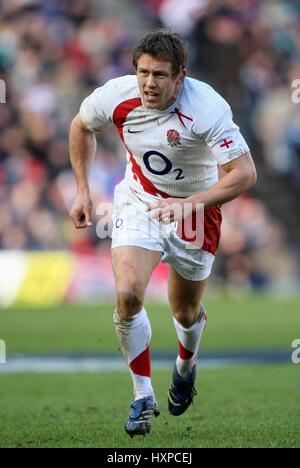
[80,75,250,199]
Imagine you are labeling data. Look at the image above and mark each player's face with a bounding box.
[136,54,185,110]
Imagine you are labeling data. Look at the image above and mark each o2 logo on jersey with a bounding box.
[143,151,184,180]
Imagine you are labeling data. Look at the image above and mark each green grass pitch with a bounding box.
[0,366,299,448]
[0,295,299,448]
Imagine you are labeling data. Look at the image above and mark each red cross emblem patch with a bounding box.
[220,138,234,149]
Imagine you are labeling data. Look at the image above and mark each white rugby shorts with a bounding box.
[111,180,217,281]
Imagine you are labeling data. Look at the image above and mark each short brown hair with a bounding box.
[132,30,188,77]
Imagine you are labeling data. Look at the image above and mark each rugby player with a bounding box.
[69,30,257,437]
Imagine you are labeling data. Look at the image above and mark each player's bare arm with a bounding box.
[147,152,256,223]
[189,151,257,208]
[69,114,96,229]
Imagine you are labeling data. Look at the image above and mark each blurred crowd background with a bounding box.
[0,0,300,295]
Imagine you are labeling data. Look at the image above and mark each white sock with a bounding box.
[113,307,154,400]
[173,305,207,378]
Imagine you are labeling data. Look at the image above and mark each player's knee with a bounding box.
[172,303,200,328]
[117,288,143,319]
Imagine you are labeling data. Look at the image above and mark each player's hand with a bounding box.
[69,193,93,229]
[146,197,193,224]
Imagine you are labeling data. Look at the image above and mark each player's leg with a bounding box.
[168,266,208,377]
[112,246,162,436]
[167,265,208,415]
[113,245,162,318]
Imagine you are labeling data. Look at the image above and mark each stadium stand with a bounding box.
[0,0,299,295]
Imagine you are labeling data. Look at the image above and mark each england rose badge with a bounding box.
[167,129,181,148]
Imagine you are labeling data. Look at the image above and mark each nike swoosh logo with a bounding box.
[128,128,143,134]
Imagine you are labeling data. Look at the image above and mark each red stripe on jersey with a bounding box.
[179,206,222,256]
[113,98,169,198]
[129,346,151,377]
[113,98,142,136]
[178,341,194,360]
